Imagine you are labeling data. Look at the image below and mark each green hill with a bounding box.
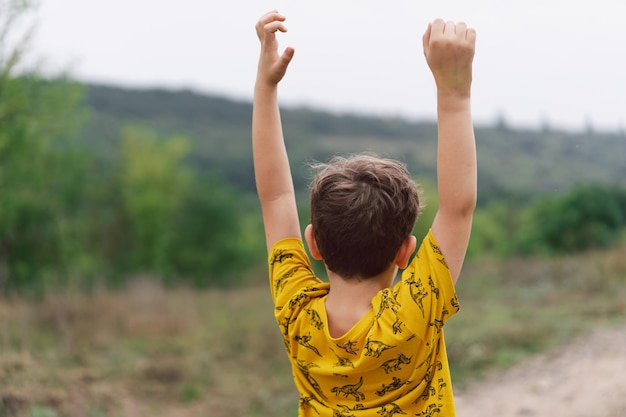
[82,83,626,202]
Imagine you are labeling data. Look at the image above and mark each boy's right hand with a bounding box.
[423,19,476,98]
[255,11,295,88]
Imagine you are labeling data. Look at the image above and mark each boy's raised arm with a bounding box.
[252,11,301,251]
[424,19,477,284]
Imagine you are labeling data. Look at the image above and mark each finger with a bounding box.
[256,10,286,34]
[455,22,467,39]
[430,18,445,37]
[259,21,288,46]
[279,46,295,70]
[466,27,477,44]
[259,10,286,25]
[264,21,288,35]
[443,20,456,35]
[270,46,295,82]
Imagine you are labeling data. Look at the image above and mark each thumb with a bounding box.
[277,46,295,73]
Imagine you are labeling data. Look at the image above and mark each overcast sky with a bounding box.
[31,0,625,131]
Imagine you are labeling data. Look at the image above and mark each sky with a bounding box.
[29,0,626,131]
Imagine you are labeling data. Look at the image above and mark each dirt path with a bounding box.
[454,325,626,417]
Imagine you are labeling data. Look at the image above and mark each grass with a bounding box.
[1,244,625,417]
[446,244,626,384]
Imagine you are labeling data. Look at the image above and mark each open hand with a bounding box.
[255,11,295,87]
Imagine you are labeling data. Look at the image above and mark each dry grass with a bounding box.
[1,243,625,417]
[0,281,296,417]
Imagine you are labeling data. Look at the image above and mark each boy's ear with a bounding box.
[304,224,323,261]
[395,235,417,269]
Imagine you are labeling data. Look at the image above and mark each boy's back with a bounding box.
[252,11,476,417]
[269,231,459,415]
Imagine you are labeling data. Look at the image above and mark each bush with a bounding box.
[520,183,626,254]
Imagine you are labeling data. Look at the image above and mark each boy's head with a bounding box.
[308,154,423,279]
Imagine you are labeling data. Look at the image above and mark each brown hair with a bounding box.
[309,154,423,279]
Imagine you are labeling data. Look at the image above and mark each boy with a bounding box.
[253,10,476,417]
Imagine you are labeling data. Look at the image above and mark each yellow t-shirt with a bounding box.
[269,230,460,417]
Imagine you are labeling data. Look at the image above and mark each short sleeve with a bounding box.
[268,238,328,326]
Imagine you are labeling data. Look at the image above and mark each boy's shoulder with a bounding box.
[269,237,306,264]
[268,237,326,306]
[388,230,459,325]
[412,229,449,272]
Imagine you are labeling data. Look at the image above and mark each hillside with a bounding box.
[82,84,626,202]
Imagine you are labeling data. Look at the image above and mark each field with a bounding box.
[1,244,625,417]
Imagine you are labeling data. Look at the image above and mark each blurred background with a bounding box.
[1,1,625,416]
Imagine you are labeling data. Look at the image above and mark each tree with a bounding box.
[118,127,191,275]
[0,0,85,293]
[170,173,264,287]
[113,127,265,286]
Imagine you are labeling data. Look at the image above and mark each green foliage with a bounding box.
[0,78,89,293]
[0,0,86,293]
[466,183,626,258]
[82,128,263,288]
[119,127,192,273]
[468,200,521,258]
[0,2,266,293]
[520,184,626,254]
[170,173,264,287]
[78,84,626,263]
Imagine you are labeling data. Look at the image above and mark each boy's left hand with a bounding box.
[255,11,295,87]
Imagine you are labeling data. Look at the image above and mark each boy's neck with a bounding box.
[324,266,398,338]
